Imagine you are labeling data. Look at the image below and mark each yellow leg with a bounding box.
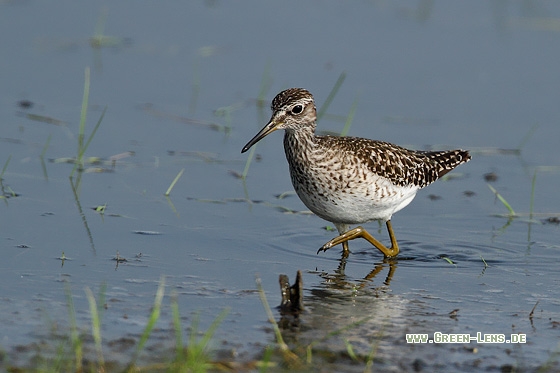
[341,241,350,258]
[317,220,400,258]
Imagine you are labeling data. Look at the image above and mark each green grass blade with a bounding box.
[41,134,52,156]
[197,308,229,349]
[257,62,273,105]
[441,256,456,265]
[256,275,288,351]
[127,276,165,370]
[530,170,537,220]
[165,168,184,196]
[71,68,106,178]
[259,345,275,373]
[40,134,52,180]
[170,292,184,364]
[165,195,180,217]
[242,65,273,180]
[480,255,489,268]
[241,145,257,180]
[78,67,90,157]
[344,339,358,361]
[69,176,96,253]
[306,315,373,365]
[517,123,538,151]
[182,308,230,372]
[317,72,346,121]
[79,105,107,161]
[255,275,301,369]
[85,287,105,370]
[93,7,107,37]
[64,283,83,372]
[188,312,200,352]
[487,184,516,216]
[96,282,107,323]
[70,67,90,177]
[364,326,384,373]
[340,96,358,137]
[1,155,11,179]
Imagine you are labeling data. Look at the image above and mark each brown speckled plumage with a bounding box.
[242,88,471,258]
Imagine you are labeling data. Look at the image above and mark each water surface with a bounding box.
[1,1,560,371]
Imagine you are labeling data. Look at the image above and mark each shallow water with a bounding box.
[1,1,560,371]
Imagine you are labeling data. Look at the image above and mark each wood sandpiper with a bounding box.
[241,88,471,258]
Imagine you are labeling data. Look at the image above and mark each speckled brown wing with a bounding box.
[317,136,470,189]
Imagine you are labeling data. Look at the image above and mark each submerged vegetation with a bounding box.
[70,67,107,191]
[1,276,391,372]
[0,155,17,200]
[1,278,231,372]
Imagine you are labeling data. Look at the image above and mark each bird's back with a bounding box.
[316,135,470,189]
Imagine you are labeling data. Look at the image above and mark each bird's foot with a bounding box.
[318,224,400,258]
[318,237,351,256]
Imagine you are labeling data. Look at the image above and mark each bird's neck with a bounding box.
[283,126,316,165]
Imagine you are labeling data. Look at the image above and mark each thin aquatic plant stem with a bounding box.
[126,276,165,371]
[85,287,105,370]
[340,96,358,137]
[255,275,288,351]
[317,71,346,121]
[64,284,83,372]
[77,67,90,165]
[1,155,12,179]
[165,168,185,196]
[529,170,537,220]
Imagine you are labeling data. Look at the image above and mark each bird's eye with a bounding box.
[291,105,303,114]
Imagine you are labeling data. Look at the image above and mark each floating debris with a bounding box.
[57,252,70,267]
[84,167,115,173]
[109,151,135,162]
[0,137,24,145]
[278,270,304,315]
[17,100,34,109]
[92,204,107,213]
[449,309,460,319]
[23,113,66,126]
[228,170,243,179]
[275,191,296,199]
[140,103,225,132]
[543,216,560,225]
[168,151,221,163]
[132,230,162,235]
[484,172,498,182]
[113,251,127,262]
[50,153,133,169]
[57,252,70,261]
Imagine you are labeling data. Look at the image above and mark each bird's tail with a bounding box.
[424,149,471,178]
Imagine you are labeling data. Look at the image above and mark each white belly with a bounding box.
[292,168,419,224]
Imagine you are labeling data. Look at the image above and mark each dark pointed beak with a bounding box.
[241,118,282,153]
